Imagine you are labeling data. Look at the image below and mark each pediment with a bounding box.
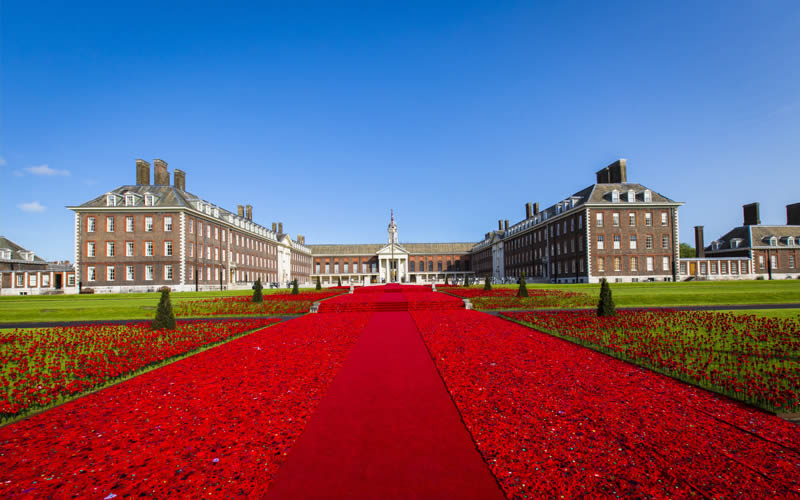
[376,243,409,256]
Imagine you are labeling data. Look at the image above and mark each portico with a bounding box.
[377,244,409,283]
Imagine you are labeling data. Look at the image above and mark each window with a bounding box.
[437,262,443,272]
[88,266,96,281]
[629,213,636,226]
[614,256,621,271]
[126,216,134,232]
[700,262,707,274]
[125,194,135,206]
[189,219,194,234]
[627,189,636,202]
[164,241,173,256]
[611,190,620,202]
[206,225,211,238]
[189,244,194,257]
[630,235,637,249]
[597,257,605,272]
[106,195,117,207]
[720,261,728,274]
[16,274,24,287]
[145,194,155,206]
[613,235,621,249]
[164,216,173,232]
[325,263,330,274]
[87,217,96,232]
[759,255,765,269]
[789,255,795,269]
[145,217,154,232]
[87,242,96,257]
[106,241,115,257]
[630,256,638,272]
[68,275,75,286]
[597,235,604,250]
[644,190,652,202]
[646,235,654,249]
[106,217,115,232]
[206,246,211,259]
[612,213,620,227]
[578,216,583,229]
[662,257,670,271]
[662,235,669,249]
[770,255,778,269]
[646,257,654,271]
[126,241,134,257]
[769,237,778,247]
[214,248,219,261]
[145,241,154,256]
[214,227,219,240]
[165,265,173,280]
[645,213,652,226]
[42,274,50,287]
[107,266,115,281]
[661,212,668,226]
[145,265,154,281]
[596,213,603,227]
[741,261,748,274]
[315,263,321,274]
[710,262,718,274]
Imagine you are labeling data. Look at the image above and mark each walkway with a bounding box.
[266,286,503,499]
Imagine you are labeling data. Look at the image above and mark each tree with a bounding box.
[152,287,176,330]
[517,271,528,297]
[252,279,263,303]
[680,243,696,258]
[596,278,616,317]
[291,279,299,295]
[337,276,342,287]
[484,275,492,291]
[316,276,321,290]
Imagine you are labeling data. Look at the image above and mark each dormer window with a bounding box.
[769,236,778,247]
[197,202,204,212]
[125,194,135,206]
[106,194,118,207]
[731,238,742,248]
[144,194,155,207]
[787,236,795,246]
[213,207,220,218]
[627,190,636,202]
[711,241,722,251]
[611,190,620,202]
[0,249,11,260]
[20,251,34,262]
[643,190,652,203]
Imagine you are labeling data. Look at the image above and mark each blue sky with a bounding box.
[1,1,798,260]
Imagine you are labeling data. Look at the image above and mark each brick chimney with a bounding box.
[246,205,253,221]
[787,203,800,225]
[136,159,150,185]
[173,169,186,191]
[297,235,304,245]
[153,159,169,185]
[743,202,760,226]
[272,222,277,232]
[278,222,283,234]
[498,220,502,231]
[504,220,509,231]
[596,159,627,184]
[533,202,539,216]
[525,202,532,219]
[237,205,244,217]
[694,226,705,258]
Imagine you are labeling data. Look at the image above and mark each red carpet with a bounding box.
[266,305,504,499]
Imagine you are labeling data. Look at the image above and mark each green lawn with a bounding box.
[721,308,800,320]
[490,279,800,307]
[0,288,317,323]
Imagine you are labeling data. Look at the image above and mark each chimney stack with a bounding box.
[694,226,705,258]
[136,159,151,185]
[237,205,244,218]
[533,202,539,216]
[743,202,761,226]
[504,220,509,231]
[153,159,169,185]
[272,222,277,232]
[525,202,532,219]
[498,220,503,231]
[278,222,283,234]
[173,169,186,191]
[297,235,304,245]
[246,205,253,221]
[787,203,800,225]
[595,159,627,184]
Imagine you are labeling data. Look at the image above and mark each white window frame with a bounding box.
[107,266,115,281]
[145,216,154,232]
[88,266,96,281]
[106,216,115,232]
[87,217,96,233]
[164,216,173,232]
[126,265,135,281]
[145,265,154,281]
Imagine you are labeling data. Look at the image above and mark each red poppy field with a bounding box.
[0,313,371,498]
[504,309,800,412]
[173,290,342,316]
[412,309,800,498]
[441,287,594,309]
[0,318,281,420]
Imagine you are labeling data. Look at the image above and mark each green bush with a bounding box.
[463,275,470,287]
[291,279,299,295]
[337,276,342,287]
[517,272,528,297]
[316,276,322,290]
[596,278,616,317]
[444,274,450,285]
[484,275,491,291]
[252,279,263,303]
[152,287,176,330]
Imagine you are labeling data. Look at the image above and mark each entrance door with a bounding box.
[689,262,697,275]
[55,273,63,290]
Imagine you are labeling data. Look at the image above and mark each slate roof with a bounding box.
[309,242,475,256]
[706,225,800,251]
[0,236,47,264]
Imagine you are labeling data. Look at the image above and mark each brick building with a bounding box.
[309,211,473,285]
[68,159,312,293]
[700,202,800,280]
[472,160,684,283]
[0,236,76,295]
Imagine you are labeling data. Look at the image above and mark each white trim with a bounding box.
[180,212,186,285]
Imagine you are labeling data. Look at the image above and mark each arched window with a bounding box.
[409,261,415,272]
[770,236,778,247]
[428,261,433,272]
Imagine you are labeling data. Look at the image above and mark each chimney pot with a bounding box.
[595,159,627,184]
[173,169,186,191]
[787,203,800,225]
[136,159,151,185]
[498,220,503,231]
[237,205,244,218]
[246,204,253,221]
[272,222,277,232]
[525,202,532,219]
[153,159,169,185]
[694,226,705,258]
[278,222,283,234]
[743,202,761,226]
[504,219,509,231]
[533,202,540,215]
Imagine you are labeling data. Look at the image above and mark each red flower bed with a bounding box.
[0,318,280,419]
[412,310,800,498]
[318,285,464,312]
[504,309,800,412]
[0,313,370,497]
[174,291,342,316]
[443,287,593,309]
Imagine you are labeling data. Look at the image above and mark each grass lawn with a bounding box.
[487,279,800,307]
[0,288,318,323]
[722,308,800,320]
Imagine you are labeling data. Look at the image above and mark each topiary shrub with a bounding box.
[152,287,176,330]
[596,278,616,317]
[484,275,491,291]
[291,279,299,295]
[517,271,528,297]
[316,276,322,290]
[252,279,263,303]
[444,274,450,285]
[337,276,342,287]
[463,275,470,287]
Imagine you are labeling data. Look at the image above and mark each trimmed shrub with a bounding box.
[291,279,299,295]
[596,278,616,317]
[252,279,263,303]
[316,276,322,290]
[484,275,492,291]
[464,275,470,287]
[337,276,342,287]
[517,271,529,297]
[444,274,450,285]
[152,288,176,330]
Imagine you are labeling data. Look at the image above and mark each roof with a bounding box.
[706,225,800,251]
[0,236,47,264]
[309,242,475,256]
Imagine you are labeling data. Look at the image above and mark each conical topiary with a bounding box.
[464,274,470,287]
[337,276,342,287]
[444,274,450,285]
[597,278,616,317]
[484,275,492,291]
[152,287,176,330]
[252,279,263,303]
[291,279,299,295]
[517,271,528,297]
[316,275,321,290]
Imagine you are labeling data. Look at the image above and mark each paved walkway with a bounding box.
[266,290,504,499]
